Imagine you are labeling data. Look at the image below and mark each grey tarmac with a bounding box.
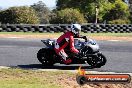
[0,38,132,73]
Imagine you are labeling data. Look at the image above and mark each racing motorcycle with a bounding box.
[37,38,107,68]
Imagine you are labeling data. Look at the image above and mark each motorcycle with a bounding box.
[37,38,107,68]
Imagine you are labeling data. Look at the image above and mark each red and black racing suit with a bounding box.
[54,31,84,62]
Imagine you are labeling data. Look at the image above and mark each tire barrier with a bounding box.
[0,24,132,33]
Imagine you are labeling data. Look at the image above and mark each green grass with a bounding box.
[0,68,75,88]
[0,68,131,88]
[0,32,132,37]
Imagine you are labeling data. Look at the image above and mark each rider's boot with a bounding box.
[62,58,72,65]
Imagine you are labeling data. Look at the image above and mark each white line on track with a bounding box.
[107,40,121,42]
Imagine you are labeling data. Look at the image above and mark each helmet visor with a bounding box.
[74,28,81,35]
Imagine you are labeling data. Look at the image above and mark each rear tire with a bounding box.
[37,48,55,66]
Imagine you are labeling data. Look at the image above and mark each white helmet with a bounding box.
[71,24,81,35]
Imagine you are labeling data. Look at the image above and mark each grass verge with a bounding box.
[0,68,68,88]
[0,68,131,88]
[0,32,132,37]
[0,32,132,41]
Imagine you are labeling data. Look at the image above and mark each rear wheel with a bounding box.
[37,48,55,66]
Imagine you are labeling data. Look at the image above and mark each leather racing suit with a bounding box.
[54,31,79,64]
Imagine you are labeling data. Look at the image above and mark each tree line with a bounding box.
[0,0,131,24]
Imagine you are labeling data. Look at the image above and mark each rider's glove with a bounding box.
[82,36,87,42]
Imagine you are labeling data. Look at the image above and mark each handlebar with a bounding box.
[85,38,88,42]
[82,36,88,42]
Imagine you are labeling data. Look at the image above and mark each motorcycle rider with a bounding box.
[54,24,87,64]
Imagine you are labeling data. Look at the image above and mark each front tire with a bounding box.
[87,53,107,68]
[37,48,55,66]
[97,53,107,66]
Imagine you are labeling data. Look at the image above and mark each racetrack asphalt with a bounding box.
[0,38,132,73]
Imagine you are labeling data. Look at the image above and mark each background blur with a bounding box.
[0,0,132,24]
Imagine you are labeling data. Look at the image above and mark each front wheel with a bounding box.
[37,48,55,66]
[97,53,107,66]
[86,53,107,68]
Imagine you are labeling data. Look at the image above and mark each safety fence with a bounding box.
[0,24,132,33]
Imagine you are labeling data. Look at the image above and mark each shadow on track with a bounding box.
[17,64,93,70]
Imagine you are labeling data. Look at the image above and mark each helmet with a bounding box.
[71,24,81,35]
